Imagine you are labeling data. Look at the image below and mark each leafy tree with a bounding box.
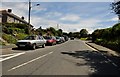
[111,1,120,15]
[57,29,63,36]
[68,32,73,37]
[73,32,80,38]
[80,29,88,38]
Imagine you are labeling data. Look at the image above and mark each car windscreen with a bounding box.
[56,37,60,39]
[44,36,52,40]
[24,36,35,40]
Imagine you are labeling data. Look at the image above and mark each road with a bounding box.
[2,40,120,76]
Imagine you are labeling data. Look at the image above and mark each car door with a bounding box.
[35,36,40,46]
[38,36,44,46]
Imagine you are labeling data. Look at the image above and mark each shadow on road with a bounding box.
[12,47,44,51]
[61,50,120,77]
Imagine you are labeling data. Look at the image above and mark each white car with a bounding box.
[16,35,46,50]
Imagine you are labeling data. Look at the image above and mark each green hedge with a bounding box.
[16,33,28,40]
[2,33,17,44]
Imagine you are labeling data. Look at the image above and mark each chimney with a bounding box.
[8,9,12,13]
[21,16,24,20]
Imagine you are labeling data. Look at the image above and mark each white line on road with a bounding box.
[8,51,53,71]
[0,52,25,62]
[0,53,19,58]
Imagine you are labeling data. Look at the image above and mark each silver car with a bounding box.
[16,35,46,50]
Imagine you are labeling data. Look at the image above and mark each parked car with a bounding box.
[60,37,65,43]
[16,35,46,50]
[44,36,57,46]
[70,37,74,40]
[56,36,62,44]
[63,35,69,41]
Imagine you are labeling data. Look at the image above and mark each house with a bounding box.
[0,9,33,29]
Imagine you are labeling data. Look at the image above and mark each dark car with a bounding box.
[70,37,74,40]
[56,36,62,44]
[44,36,57,46]
[63,35,69,41]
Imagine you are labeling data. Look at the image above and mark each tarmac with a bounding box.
[0,41,120,57]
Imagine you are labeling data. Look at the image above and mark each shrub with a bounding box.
[0,40,6,45]
[16,33,28,40]
[2,33,17,44]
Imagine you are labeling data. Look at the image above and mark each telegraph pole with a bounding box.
[28,0,31,34]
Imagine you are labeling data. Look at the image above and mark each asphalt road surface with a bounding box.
[2,40,120,76]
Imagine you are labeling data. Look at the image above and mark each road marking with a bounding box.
[8,51,53,71]
[0,52,25,62]
[0,53,18,58]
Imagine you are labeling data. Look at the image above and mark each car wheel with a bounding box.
[50,43,53,46]
[42,44,45,48]
[32,44,36,50]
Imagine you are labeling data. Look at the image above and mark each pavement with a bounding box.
[85,41,120,57]
[0,44,16,55]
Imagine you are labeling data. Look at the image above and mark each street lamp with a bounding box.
[28,0,40,34]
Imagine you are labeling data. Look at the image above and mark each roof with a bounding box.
[0,10,33,27]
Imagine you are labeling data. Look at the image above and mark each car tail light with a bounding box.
[48,40,52,42]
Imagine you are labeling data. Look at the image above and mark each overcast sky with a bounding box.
[1,0,118,33]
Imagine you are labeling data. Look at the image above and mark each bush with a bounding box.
[2,33,17,44]
[80,38,87,40]
[16,33,28,40]
[0,40,6,45]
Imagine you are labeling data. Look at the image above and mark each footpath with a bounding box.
[0,44,16,55]
[85,41,120,57]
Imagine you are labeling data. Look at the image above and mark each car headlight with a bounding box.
[27,42,31,45]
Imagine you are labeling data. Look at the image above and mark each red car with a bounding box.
[44,36,57,46]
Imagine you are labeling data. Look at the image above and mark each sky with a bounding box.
[1,0,119,33]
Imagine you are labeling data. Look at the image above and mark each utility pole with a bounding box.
[27,0,40,34]
[28,0,31,34]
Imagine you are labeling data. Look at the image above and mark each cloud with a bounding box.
[110,17,118,21]
[45,12,62,18]
[60,14,80,22]
[2,0,114,2]
[1,2,118,34]
[57,18,102,33]
[31,16,59,29]
[1,2,28,21]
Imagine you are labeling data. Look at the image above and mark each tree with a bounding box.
[111,1,120,20]
[80,29,88,38]
[111,1,120,14]
[73,32,80,38]
[68,32,73,37]
[57,29,63,36]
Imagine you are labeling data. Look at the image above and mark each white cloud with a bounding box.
[32,6,47,11]
[31,16,59,29]
[2,0,114,2]
[45,12,62,18]
[111,17,118,21]
[60,14,80,22]
[58,18,102,33]
[1,2,116,34]
[1,2,28,21]
[105,16,118,22]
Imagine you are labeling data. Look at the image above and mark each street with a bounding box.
[2,40,120,76]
